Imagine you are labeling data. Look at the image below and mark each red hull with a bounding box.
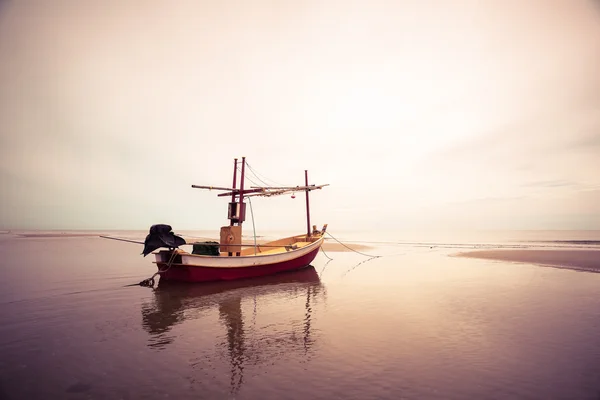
[157,246,321,283]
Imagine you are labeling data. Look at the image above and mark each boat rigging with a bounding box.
[139,157,329,284]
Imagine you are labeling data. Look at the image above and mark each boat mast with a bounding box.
[305,170,311,238]
[239,157,246,217]
[230,158,238,226]
[236,157,246,256]
[226,157,246,256]
[226,158,239,257]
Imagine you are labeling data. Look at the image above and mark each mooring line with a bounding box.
[319,258,333,277]
[125,250,178,288]
[320,246,333,260]
[326,232,382,258]
[342,256,379,278]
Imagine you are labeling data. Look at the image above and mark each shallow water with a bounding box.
[0,232,599,399]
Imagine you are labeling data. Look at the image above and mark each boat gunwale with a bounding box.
[159,235,322,258]
[153,236,324,268]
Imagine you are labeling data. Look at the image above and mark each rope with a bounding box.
[247,197,257,255]
[126,250,178,288]
[342,256,378,278]
[325,232,382,258]
[244,163,273,187]
[320,246,333,260]
[317,246,334,277]
[237,166,263,187]
[245,162,288,187]
[318,234,408,277]
[319,258,333,277]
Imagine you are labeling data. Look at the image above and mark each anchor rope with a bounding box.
[325,232,382,258]
[320,246,333,261]
[342,256,379,278]
[126,249,178,288]
[319,257,333,277]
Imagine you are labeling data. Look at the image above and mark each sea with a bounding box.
[0,230,599,400]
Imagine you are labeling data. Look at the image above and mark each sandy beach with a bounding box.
[456,249,600,273]
[320,242,368,252]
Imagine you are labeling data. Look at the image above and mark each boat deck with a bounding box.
[241,241,313,256]
[176,234,320,258]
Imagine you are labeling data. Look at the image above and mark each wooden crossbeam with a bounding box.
[191,185,235,191]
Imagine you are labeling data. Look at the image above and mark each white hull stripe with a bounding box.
[156,237,324,268]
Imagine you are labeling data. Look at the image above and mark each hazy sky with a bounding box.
[1,0,599,231]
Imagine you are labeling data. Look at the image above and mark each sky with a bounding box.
[0,0,599,232]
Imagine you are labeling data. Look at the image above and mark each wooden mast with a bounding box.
[230,158,238,227]
[236,157,246,256]
[239,157,246,213]
[226,158,238,257]
[305,170,311,238]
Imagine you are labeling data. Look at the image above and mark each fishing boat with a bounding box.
[143,157,328,283]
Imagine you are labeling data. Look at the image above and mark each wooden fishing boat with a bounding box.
[145,157,328,283]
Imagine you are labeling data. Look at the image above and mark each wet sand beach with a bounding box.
[456,249,600,273]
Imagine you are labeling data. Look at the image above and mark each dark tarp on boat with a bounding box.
[142,224,186,256]
[192,241,220,256]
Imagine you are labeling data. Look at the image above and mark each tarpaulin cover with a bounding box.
[142,224,186,256]
[192,241,220,256]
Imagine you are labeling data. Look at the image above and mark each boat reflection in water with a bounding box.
[141,266,325,395]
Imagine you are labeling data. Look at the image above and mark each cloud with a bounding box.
[446,196,528,205]
[568,132,600,150]
[520,180,580,188]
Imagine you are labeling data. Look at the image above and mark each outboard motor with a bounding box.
[142,224,186,256]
